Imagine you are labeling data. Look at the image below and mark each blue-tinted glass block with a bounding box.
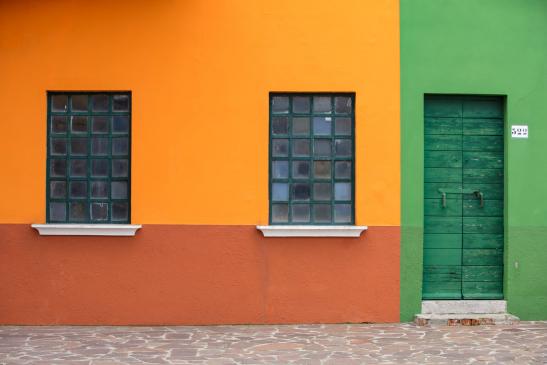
[335,139,352,157]
[49,202,66,221]
[272,160,289,179]
[313,117,332,135]
[272,183,289,201]
[334,204,352,223]
[113,116,129,133]
[335,182,351,201]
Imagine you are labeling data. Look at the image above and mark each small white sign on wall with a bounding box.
[511,125,528,139]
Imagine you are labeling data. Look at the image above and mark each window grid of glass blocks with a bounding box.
[47,92,131,223]
[269,93,355,225]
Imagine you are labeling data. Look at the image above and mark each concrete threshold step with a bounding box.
[415,313,520,326]
[421,300,507,314]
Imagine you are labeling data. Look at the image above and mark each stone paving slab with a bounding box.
[0,322,546,364]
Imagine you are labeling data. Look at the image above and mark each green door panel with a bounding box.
[425,151,462,168]
[425,135,462,151]
[463,234,504,249]
[424,183,462,199]
[423,96,504,300]
[425,98,463,117]
[424,216,463,233]
[424,266,462,281]
[462,249,503,266]
[425,198,462,216]
[463,119,504,135]
[462,99,504,118]
[423,282,461,299]
[463,184,503,199]
[463,282,504,299]
[424,234,462,249]
[463,199,503,217]
[463,152,503,169]
[463,266,503,282]
[424,249,462,265]
[425,117,462,135]
[425,168,462,183]
[463,135,503,152]
[463,217,503,234]
[463,168,503,183]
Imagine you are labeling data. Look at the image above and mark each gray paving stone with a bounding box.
[0,322,546,364]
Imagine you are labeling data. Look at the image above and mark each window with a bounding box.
[269,93,355,225]
[47,92,131,223]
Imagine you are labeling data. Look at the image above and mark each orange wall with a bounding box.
[0,225,400,324]
[0,0,400,225]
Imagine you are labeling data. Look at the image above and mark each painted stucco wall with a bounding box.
[0,225,400,325]
[0,0,400,226]
[0,0,401,324]
[401,0,547,321]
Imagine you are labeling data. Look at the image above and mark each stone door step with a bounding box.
[415,313,520,326]
[421,300,507,314]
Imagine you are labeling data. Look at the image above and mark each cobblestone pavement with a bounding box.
[1,322,546,364]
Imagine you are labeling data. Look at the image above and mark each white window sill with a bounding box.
[31,224,142,236]
[256,225,367,237]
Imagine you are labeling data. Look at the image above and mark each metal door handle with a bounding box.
[474,191,484,208]
[437,189,483,208]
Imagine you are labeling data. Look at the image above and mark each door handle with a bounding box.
[437,188,483,208]
[441,192,447,208]
[475,191,484,208]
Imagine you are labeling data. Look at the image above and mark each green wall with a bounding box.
[401,0,547,321]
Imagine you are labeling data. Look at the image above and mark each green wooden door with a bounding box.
[423,95,504,300]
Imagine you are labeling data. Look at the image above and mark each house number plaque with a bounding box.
[511,125,528,139]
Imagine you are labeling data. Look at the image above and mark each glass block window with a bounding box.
[269,93,355,225]
[47,92,131,223]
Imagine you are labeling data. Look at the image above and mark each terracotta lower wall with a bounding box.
[0,225,399,325]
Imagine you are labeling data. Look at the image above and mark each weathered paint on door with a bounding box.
[423,95,504,300]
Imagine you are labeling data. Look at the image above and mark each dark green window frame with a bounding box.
[269,93,355,225]
[46,92,131,223]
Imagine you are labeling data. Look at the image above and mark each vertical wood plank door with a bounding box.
[423,95,504,300]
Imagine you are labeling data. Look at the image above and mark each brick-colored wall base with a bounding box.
[0,225,399,325]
